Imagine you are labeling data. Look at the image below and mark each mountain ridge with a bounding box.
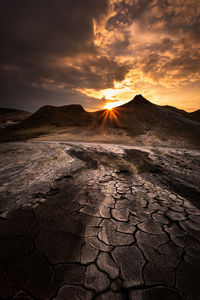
[0,107,31,129]
[0,95,200,147]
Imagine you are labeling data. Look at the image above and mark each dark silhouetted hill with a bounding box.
[190,109,200,123]
[0,108,31,128]
[93,95,200,146]
[164,105,200,123]
[0,95,199,147]
[21,104,92,127]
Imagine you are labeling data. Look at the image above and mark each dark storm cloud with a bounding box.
[0,0,108,60]
[0,54,129,89]
[0,0,131,110]
[0,75,103,112]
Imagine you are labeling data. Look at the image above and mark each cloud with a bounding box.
[99,0,200,110]
[0,0,109,60]
[0,0,199,111]
[0,0,131,110]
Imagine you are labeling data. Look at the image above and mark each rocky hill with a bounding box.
[0,95,200,148]
[20,104,92,127]
[0,108,31,128]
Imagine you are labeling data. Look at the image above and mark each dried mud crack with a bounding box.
[0,141,200,300]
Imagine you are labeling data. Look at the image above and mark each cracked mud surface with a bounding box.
[0,141,200,299]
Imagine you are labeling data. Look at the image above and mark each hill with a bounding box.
[0,95,199,148]
[21,104,92,127]
[93,95,200,145]
[189,109,200,123]
[164,105,200,123]
[0,108,31,128]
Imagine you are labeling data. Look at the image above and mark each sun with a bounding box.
[104,101,124,110]
[104,102,115,110]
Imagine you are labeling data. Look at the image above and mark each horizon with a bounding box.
[0,94,199,114]
[1,1,200,112]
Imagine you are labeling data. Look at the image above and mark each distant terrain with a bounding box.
[0,108,31,128]
[0,95,199,148]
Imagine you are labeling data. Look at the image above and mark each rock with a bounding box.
[111,209,129,222]
[87,217,101,227]
[23,252,53,299]
[84,264,110,293]
[138,242,181,268]
[100,219,116,230]
[110,278,123,292]
[176,261,200,300]
[102,196,115,208]
[180,219,200,232]
[81,243,99,264]
[189,215,200,224]
[115,199,130,209]
[85,236,113,252]
[158,241,183,260]
[84,226,100,238]
[165,210,186,221]
[186,208,200,216]
[169,234,197,248]
[129,215,140,225]
[138,220,164,234]
[99,227,134,246]
[179,220,200,241]
[136,230,168,249]
[35,229,83,264]
[97,252,119,279]
[112,246,145,288]
[171,206,185,213]
[185,245,200,258]
[112,219,136,234]
[164,223,186,237]
[152,213,169,225]
[99,204,111,218]
[95,291,125,300]
[53,264,86,287]
[144,263,175,286]
[79,205,100,217]
[129,287,184,300]
[12,291,33,300]
[54,285,93,300]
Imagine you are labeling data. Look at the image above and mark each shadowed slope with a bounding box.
[0,108,31,128]
[94,95,200,146]
[0,95,199,147]
[190,109,200,123]
[21,104,92,127]
[164,105,200,123]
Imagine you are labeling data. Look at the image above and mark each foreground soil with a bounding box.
[0,141,200,299]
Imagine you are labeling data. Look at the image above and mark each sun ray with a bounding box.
[97,105,123,132]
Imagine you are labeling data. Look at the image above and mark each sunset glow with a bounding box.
[104,101,125,110]
[1,0,200,112]
[105,103,114,110]
[98,105,121,128]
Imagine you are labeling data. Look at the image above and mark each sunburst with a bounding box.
[98,106,122,129]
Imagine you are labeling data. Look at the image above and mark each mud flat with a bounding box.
[0,141,200,299]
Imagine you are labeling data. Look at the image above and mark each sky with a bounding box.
[1,0,200,112]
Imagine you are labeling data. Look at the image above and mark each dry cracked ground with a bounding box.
[0,141,200,300]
